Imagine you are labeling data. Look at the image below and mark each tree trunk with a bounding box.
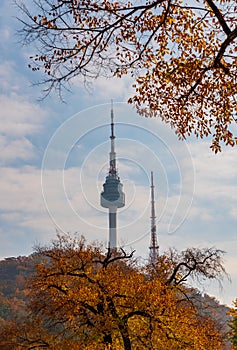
[119,322,132,350]
[121,334,131,350]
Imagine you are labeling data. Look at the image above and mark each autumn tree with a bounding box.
[0,233,228,349]
[16,0,237,151]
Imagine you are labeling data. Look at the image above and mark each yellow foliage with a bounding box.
[2,234,223,349]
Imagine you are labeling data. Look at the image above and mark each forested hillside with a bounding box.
[0,256,32,321]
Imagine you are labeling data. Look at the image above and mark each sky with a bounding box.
[0,1,237,306]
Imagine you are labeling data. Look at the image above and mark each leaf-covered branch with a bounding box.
[16,0,237,151]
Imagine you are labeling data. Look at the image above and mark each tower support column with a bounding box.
[109,206,117,249]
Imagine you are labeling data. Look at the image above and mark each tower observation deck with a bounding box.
[101,104,125,249]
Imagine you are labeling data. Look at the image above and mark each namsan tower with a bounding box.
[149,171,159,264]
[101,103,125,249]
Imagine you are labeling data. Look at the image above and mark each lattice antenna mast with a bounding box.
[149,171,159,264]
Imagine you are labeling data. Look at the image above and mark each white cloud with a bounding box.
[186,142,237,222]
[191,141,237,182]
[0,136,36,163]
[230,207,237,219]
[0,61,28,93]
[73,75,134,102]
[0,93,49,165]
[91,75,134,101]
[0,27,10,44]
[188,205,215,222]
[0,94,46,136]
[0,166,44,213]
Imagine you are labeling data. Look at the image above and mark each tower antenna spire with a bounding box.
[110,99,115,140]
[149,171,159,264]
[109,99,116,176]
